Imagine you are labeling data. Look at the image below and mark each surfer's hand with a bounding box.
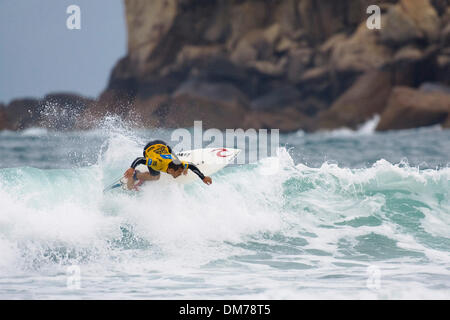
[202,176,212,185]
[124,168,135,179]
[183,168,188,175]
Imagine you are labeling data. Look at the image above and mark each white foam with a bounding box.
[20,127,49,136]
[318,115,380,138]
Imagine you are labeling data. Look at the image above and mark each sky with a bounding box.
[0,0,127,104]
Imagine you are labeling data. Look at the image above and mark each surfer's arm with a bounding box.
[130,157,146,169]
[186,163,212,185]
[186,163,205,180]
[124,157,147,181]
[125,157,159,190]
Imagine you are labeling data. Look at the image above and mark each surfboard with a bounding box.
[105,148,240,191]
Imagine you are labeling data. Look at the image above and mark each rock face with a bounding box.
[84,0,449,132]
[0,94,93,131]
[2,98,40,130]
[381,0,440,46]
[317,71,394,129]
[3,0,450,132]
[0,104,8,130]
[377,86,450,130]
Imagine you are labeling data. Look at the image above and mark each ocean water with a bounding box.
[0,118,449,299]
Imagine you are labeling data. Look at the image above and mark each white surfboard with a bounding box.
[120,147,240,188]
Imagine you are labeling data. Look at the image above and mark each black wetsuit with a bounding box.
[130,140,205,180]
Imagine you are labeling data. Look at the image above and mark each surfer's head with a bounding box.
[167,161,185,178]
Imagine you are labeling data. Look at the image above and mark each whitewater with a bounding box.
[0,120,449,299]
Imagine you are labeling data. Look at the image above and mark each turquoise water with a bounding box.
[0,121,449,299]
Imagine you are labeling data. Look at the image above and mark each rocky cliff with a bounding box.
[0,94,94,131]
[2,0,450,132]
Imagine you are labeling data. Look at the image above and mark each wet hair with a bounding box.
[167,161,184,171]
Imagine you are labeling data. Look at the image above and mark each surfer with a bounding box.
[123,140,212,190]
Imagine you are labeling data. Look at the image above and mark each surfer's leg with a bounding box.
[126,172,137,190]
[126,171,160,190]
[136,171,160,181]
[134,167,161,184]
